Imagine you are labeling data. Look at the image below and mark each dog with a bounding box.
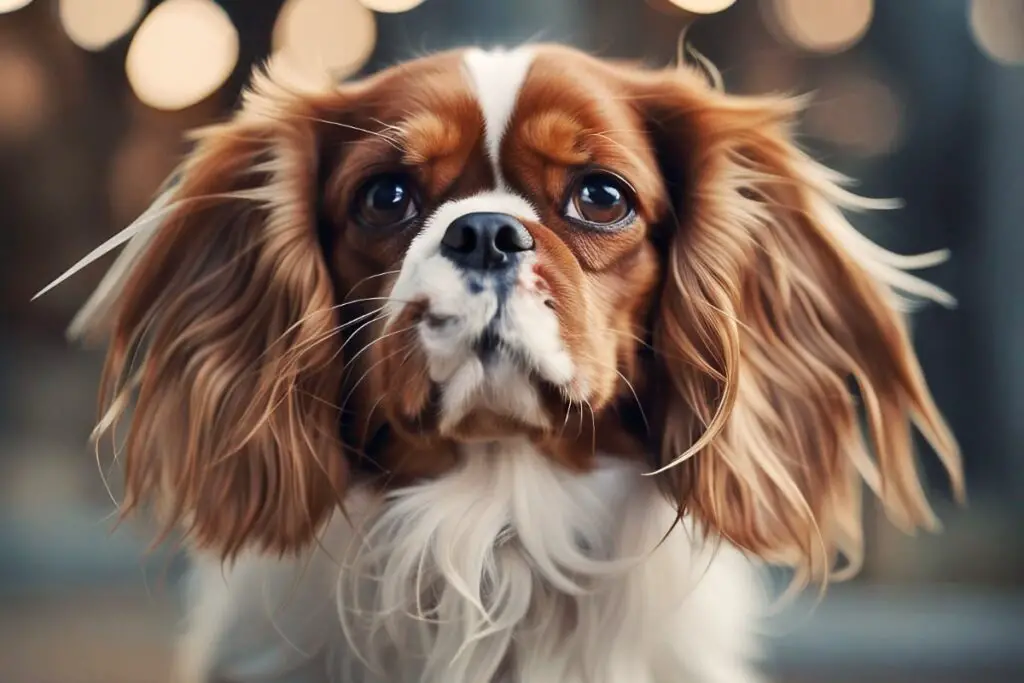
[40,44,963,683]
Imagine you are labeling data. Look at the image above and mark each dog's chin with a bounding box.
[382,273,578,444]
[440,408,546,443]
[434,343,557,440]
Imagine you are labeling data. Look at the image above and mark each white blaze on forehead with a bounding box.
[462,47,535,187]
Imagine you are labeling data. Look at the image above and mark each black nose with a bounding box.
[440,212,535,271]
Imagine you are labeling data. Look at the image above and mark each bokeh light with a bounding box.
[663,0,736,13]
[125,0,239,111]
[0,0,32,14]
[766,0,873,55]
[59,0,147,52]
[970,0,1024,66]
[0,45,48,140]
[804,63,903,158]
[358,0,427,13]
[273,0,376,83]
[108,123,179,227]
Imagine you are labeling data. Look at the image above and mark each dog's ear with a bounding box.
[75,69,354,559]
[630,66,963,584]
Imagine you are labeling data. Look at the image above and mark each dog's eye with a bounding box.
[565,172,634,227]
[356,174,419,228]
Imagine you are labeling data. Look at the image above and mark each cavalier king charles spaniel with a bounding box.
[42,44,963,683]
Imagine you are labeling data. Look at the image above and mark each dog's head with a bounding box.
[70,45,961,579]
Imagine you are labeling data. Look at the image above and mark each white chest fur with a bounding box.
[177,442,765,683]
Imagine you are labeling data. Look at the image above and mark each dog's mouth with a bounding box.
[475,327,501,360]
[378,278,579,440]
[367,311,582,449]
[472,324,533,369]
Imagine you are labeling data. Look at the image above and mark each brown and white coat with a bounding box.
[46,44,962,683]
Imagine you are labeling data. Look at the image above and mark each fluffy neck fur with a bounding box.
[338,441,639,681]
[182,441,764,683]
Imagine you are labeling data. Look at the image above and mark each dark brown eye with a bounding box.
[356,174,418,228]
[565,172,634,227]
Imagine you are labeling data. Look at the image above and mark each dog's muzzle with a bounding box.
[439,212,535,273]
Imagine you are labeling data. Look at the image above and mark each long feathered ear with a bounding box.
[39,69,350,559]
[634,68,964,585]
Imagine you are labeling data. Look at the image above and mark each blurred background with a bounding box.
[1,0,1022,681]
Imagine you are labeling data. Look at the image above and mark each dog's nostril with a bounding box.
[494,223,534,254]
[449,225,478,254]
[440,212,534,271]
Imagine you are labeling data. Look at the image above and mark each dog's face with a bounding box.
[84,45,961,579]
[331,49,666,462]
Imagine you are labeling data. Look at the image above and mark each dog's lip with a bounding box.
[472,324,532,370]
[414,304,571,390]
[480,332,552,385]
[423,311,459,329]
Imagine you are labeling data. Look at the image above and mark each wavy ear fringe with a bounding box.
[621,64,965,587]
[38,61,354,558]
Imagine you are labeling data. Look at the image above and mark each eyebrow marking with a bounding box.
[520,110,590,166]
[462,47,536,189]
[399,112,462,165]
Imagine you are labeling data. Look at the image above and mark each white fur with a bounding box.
[462,47,535,187]
[387,191,574,429]
[387,192,541,323]
[178,443,765,683]
[72,46,767,683]
[385,47,567,425]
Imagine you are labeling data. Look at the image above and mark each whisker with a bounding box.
[559,396,575,439]
[576,399,586,441]
[339,337,415,416]
[361,393,388,447]
[263,295,416,360]
[321,311,391,371]
[278,306,386,361]
[398,343,419,367]
[559,346,651,438]
[615,367,650,435]
[343,270,402,301]
[286,114,404,151]
[584,398,598,457]
[273,309,390,379]
[269,309,391,396]
[346,323,415,369]
[369,117,405,136]
[339,314,399,360]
